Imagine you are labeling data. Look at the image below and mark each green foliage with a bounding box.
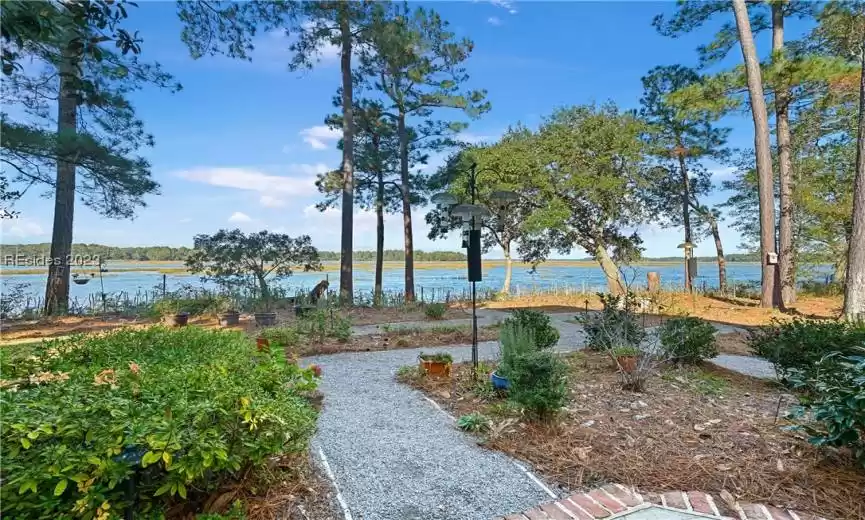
[612,346,640,357]
[504,309,559,350]
[0,327,319,519]
[186,229,322,304]
[457,412,490,433]
[196,500,246,520]
[395,365,424,382]
[418,352,453,364]
[507,351,568,420]
[259,326,301,348]
[295,309,352,343]
[580,294,645,352]
[424,302,447,320]
[786,351,865,468]
[748,319,865,377]
[659,316,719,364]
[497,321,536,377]
[150,290,228,318]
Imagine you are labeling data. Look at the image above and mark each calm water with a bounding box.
[1,260,831,306]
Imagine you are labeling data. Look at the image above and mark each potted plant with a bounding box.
[418,352,453,377]
[612,346,640,373]
[216,297,240,327]
[155,298,189,327]
[253,299,277,327]
[490,370,510,390]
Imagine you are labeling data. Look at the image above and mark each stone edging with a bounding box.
[497,484,830,520]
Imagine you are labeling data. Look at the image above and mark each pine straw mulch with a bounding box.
[165,453,341,520]
[283,324,501,357]
[405,352,864,520]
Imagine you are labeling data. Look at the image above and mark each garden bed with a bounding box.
[402,352,865,520]
[265,324,500,358]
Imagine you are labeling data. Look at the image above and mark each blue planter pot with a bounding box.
[490,371,510,390]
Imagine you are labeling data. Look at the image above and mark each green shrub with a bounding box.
[424,302,447,320]
[659,317,718,364]
[457,412,490,432]
[748,319,865,377]
[611,345,640,357]
[786,351,865,468]
[498,322,536,377]
[296,309,351,343]
[507,350,567,419]
[1,327,319,519]
[505,309,559,349]
[259,326,301,347]
[579,294,644,351]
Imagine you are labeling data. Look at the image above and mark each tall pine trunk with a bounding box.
[732,0,779,308]
[707,213,728,294]
[502,242,512,295]
[677,152,693,292]
[773,2,797,307]
[338,8,354,306]
[44,47,79,316]
[843,33,865,320]
[595,243,625,295]
[397,110,415,302]
[374,167,384,307]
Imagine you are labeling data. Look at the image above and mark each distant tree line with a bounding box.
[0,244,466,263]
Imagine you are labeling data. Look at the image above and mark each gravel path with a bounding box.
[305,341,559,520]
[309,311,775,519]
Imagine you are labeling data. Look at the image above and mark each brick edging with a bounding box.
[497,484,830,520]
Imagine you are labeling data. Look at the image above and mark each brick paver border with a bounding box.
[496,484,830,520]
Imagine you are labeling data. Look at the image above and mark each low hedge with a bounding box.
[0,327,319,519]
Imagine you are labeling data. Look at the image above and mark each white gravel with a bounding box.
[304,341,559,520]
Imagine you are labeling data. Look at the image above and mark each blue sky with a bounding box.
[0,1,813,258]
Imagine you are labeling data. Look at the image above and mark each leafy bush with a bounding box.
[296,309,352,343]
[259,326,301,348]
[457,412,490,432]
[786,351,865,468]
[498,321,536,377]
[1,327,319,519]
[580,296,645,351]
[424,302,447,320]
[659,316,718,364]
[748,319,865,377]
[612,345,640,357]
[507,350,568,419]
[505,309,559,349]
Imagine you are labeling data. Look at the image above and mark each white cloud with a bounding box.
[178,217,192,224]
[0,217,45,238]
[176,165,327,196]
[228,211,252,223]
[457,131,496,145]
[300,125,341,150]
[489,0,517,14]
[487,16,502,26]
[710,166,737,180]
[260,195,286,208]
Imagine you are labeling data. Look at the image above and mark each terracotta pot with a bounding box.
[419,359,451,377]
[616,355,638,374]
[254,312,277,326]
[166,312,189,327]
[218,311,240,327]
[256,337,270,352]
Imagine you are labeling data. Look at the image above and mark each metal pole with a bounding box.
[470,163,478,373]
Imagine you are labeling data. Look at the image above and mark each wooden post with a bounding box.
[647,272,661,293]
